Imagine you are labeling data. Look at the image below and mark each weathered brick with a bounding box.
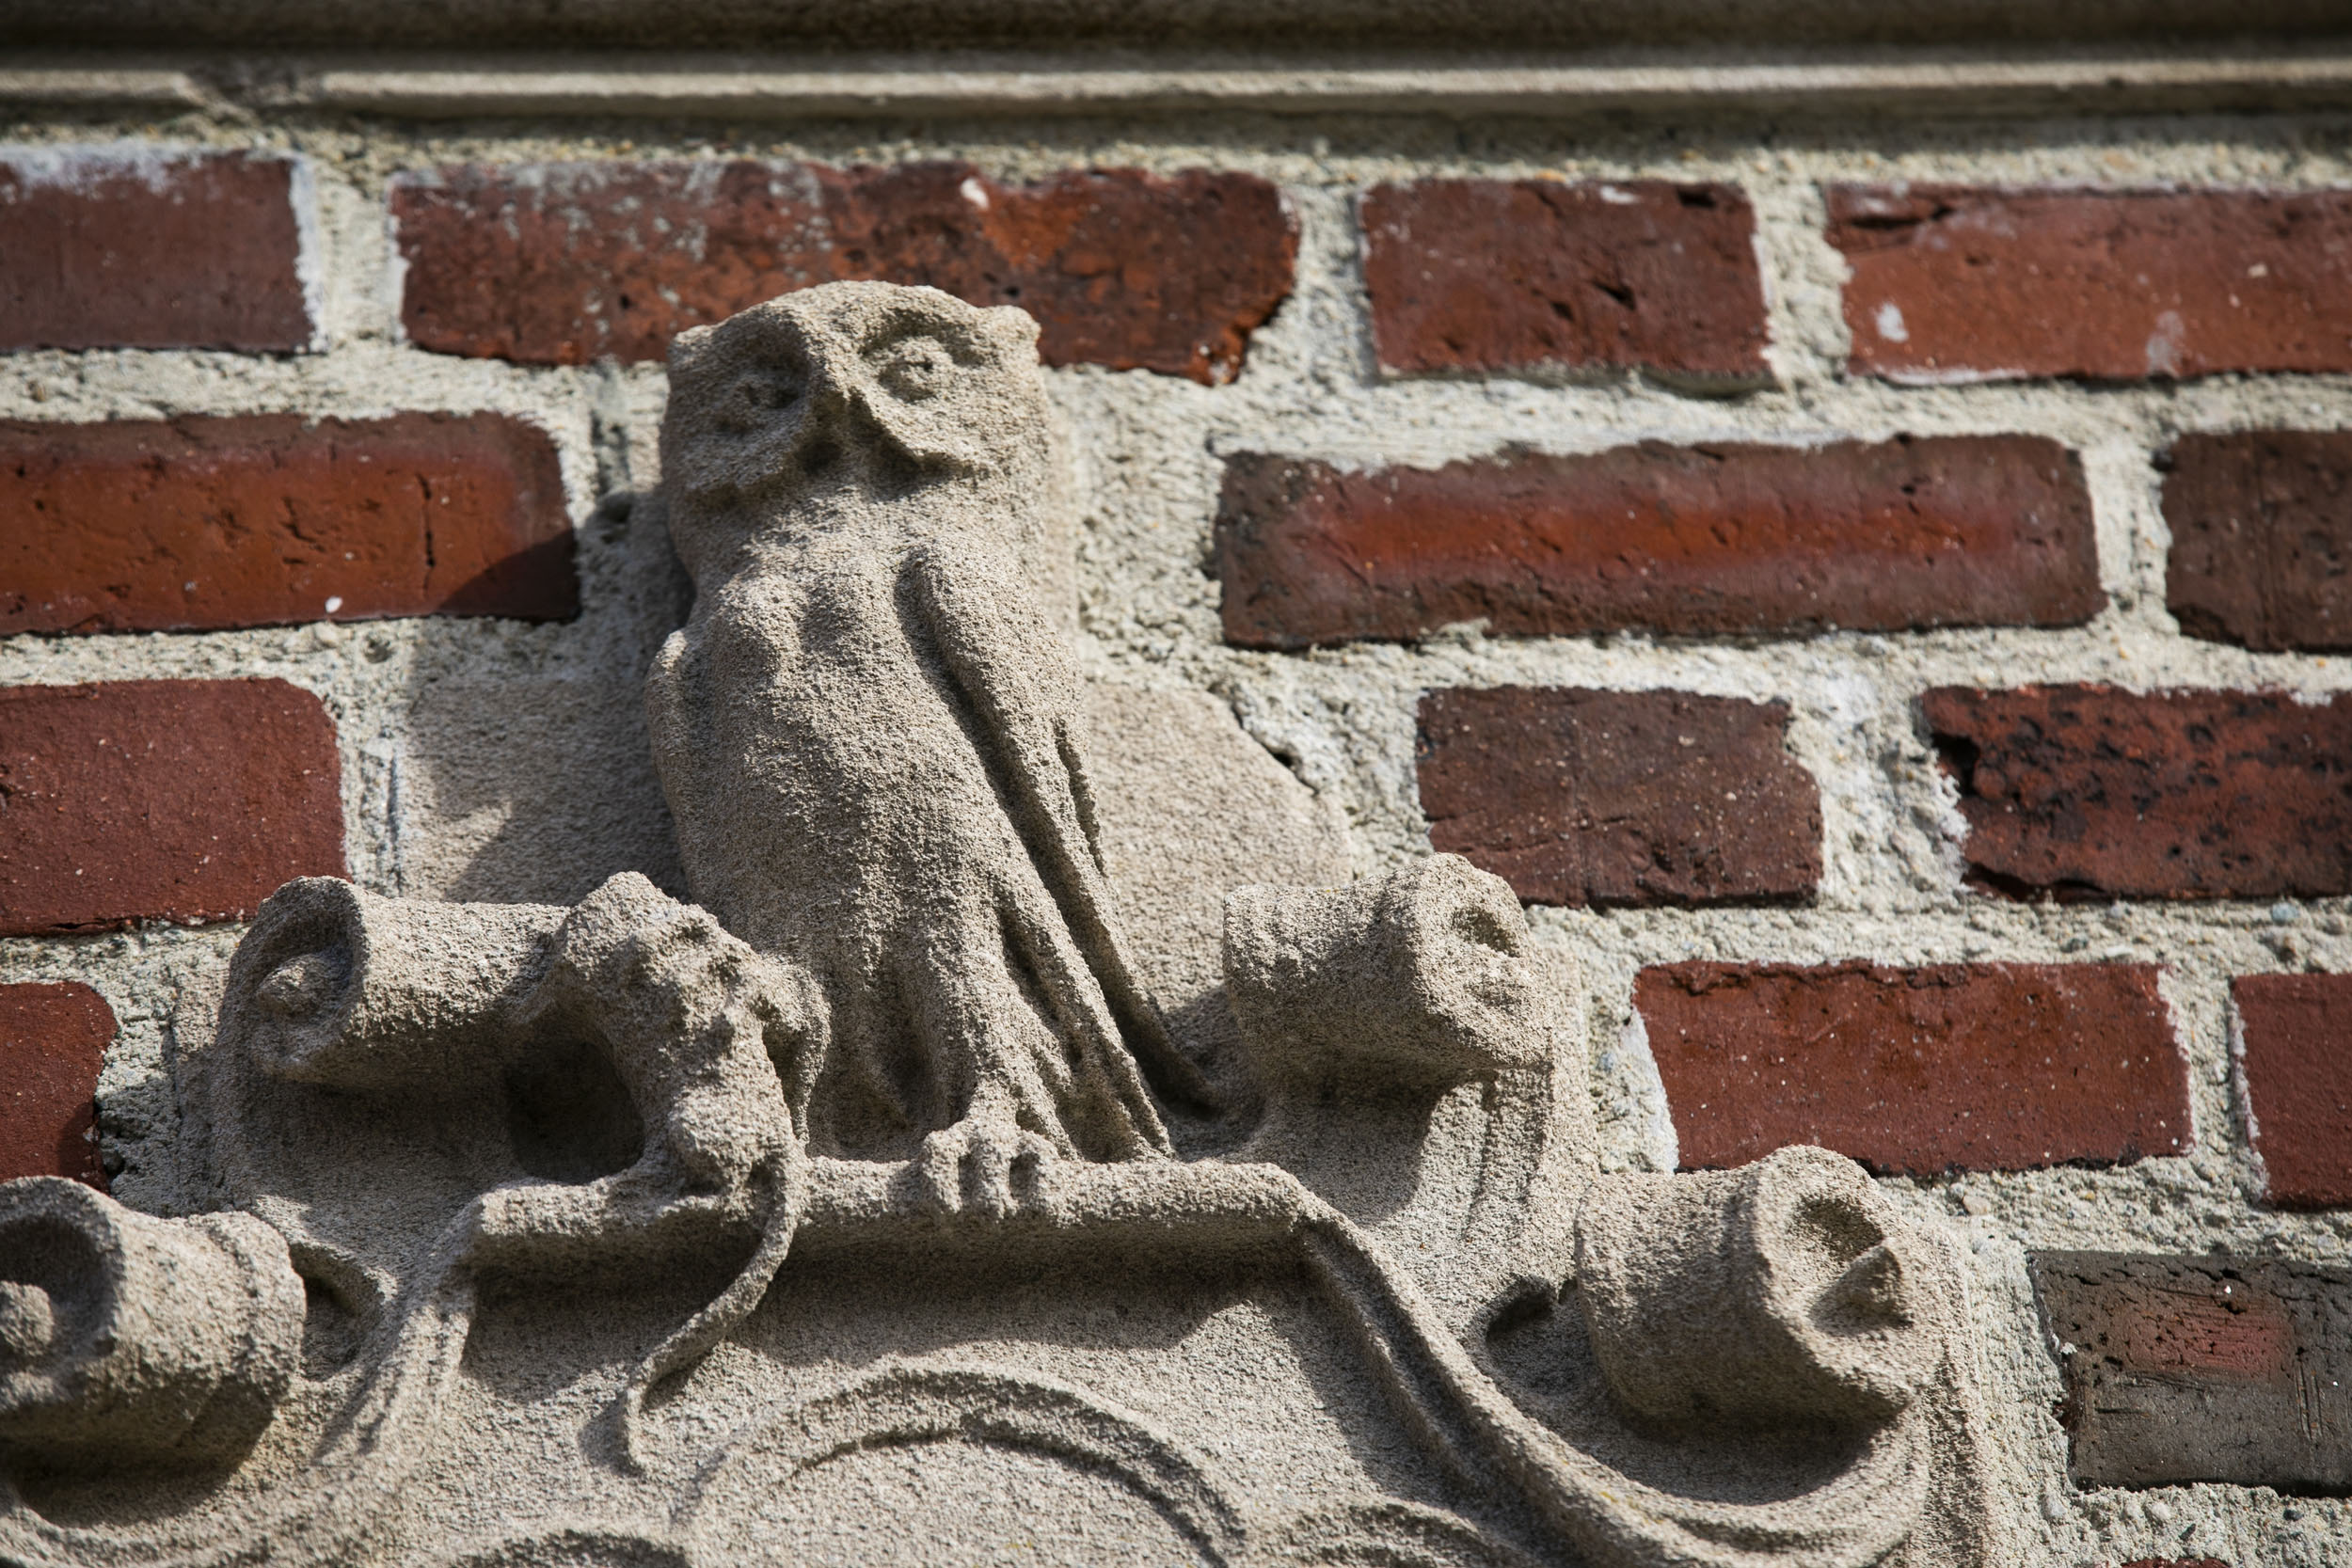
[2233,974,2352,1208]
[0,148,310,353]
[1416,687,1820,907]
[2033,1251,2352,1492]
[1636,962,2189,1176]
[0,982,114,1190]
[1216,436,2098,649]
[2164,430,2352,652]
[1359,179,1768,381]
[0,679,346,935]
[1925,686,2352,900]
[0,414,574,634]
[391,161,1295,384]
[1829,185,2352,382]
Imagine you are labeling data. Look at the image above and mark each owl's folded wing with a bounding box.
[902,541,1216,1112]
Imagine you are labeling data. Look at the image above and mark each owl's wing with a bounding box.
[902,540,1216,1113]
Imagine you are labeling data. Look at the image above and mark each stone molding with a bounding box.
[4,44,2351,119]
[4,0,2347,50]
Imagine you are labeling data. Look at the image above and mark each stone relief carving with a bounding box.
[0,283,2006,1568]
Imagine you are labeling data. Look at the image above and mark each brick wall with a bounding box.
[7,117,2352,1563]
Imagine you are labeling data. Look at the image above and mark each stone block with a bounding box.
[0,148,310,352]
[391,161,1295,384]
[1359,178,1768,381]
[0,983,114,1189]
[2164,430,2352,652]
[2033,1250,2352,1492]
[1416,686,1820,907]
[1215,437,2099,648]
[1637,961,2190,1174]
[1924,685,2352,899]
[2232,973,2352,1208]
[1829,185,2352,381]
[0,414,574,635]
[0,679,346,935]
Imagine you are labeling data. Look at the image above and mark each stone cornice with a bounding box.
[4,42,2349,120]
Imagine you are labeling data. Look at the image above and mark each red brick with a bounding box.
[1216,436,2098,649]
[2164,430,2352,652]
[2233,974,2352,1208]
[0,149,310,353]
[0,982,114,1190]
[1636,962,2188,1176]
[391,162,1295,384]
[2035,1250,2352,1492]
[0,414,574,635]
[0,679,346,935]
[1925,686,2352,901]
[1359,179,1768,381]
[1829,185,2352,382]
[1416,687,1820,907]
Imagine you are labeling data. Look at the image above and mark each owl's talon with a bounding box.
[914,1118,1059,1219]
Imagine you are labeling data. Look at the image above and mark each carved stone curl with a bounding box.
[0,1180,301,1466]
[1577,1145,1943,1433]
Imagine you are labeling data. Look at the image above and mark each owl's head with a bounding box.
[660,281,1052,516]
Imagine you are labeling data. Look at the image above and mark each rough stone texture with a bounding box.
[2232,973,2352,1210]
[1216,437,2099,648]
[1084,682,1354,1060]
[0,415,575,635]
[0,983,114,1189]
[2033,1251,2352,1492]
[392,162,1295,384]
[1359,179,1768,381]
[0,149,310,353]
[1829,185,2352,382]
[0,679,346,935]
[1925,686,2352,900]
[6,105,2352,1566]
[648,282,1200,1171]
[0,1178,299,1463]
[2163,430,2352,653]
[10,0,2344,48]
[1636,962,2191,1175]
[1415,686,1821,907]
[0,286,2009,1568]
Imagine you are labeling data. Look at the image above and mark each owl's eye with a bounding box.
[719,372,800,431]
[872,336,956,404]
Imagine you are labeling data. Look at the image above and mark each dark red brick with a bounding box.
[1829,185,2352,382]
[391,161,1295,384]
[2164,430,2352,652]
[0,982,114,1190]
[1636,962,2188,1176]
[0,149,310,353]
[1925,686,2352,901]
[0,414,574,635]
[2034,1250,2352,1492]
[1216,436,2098,649]
[2233,974,2352,1208]
[1416,687,1820,907]
[1359,179,1768,381]
[0,679,346,935]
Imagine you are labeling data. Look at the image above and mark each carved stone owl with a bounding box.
[648,282,1200,1209]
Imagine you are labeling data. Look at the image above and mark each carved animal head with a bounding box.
[660,281,1054,530]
